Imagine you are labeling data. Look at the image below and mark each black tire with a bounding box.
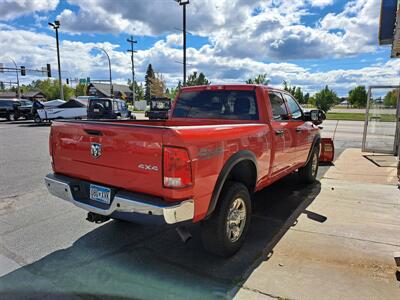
[7,112,18,121]
[201,181,251,257]
[298,146,319,184]
[34,115,42,124]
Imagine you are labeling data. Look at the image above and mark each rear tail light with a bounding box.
[163,146,192,188]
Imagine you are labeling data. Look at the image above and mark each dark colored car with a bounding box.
[87,98,134,119]
[145,97,171,120]
[0,99,20,121]
[17,99,33,119]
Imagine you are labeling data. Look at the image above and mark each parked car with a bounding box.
[35,99,87,123]
[0,99,20,121]
[145,97,171,119]
[87,98,134,119]
[45,84,329,257]
[17,99,33,119]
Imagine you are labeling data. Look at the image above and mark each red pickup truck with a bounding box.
[45,84,326,256]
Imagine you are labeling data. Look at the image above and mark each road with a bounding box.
[0,119,392,299]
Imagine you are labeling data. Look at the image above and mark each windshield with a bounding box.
[172,90,259,120]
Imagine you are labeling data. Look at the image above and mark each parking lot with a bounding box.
[0,119,399,299]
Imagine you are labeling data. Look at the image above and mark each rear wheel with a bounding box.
[201,181,251,257]
[299,146,319,184]
[7,112,16,121]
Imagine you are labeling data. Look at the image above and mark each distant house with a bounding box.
[0,90,46,101]
[0,91,18,99]
[22,91,46,101]
[87,83,133,100]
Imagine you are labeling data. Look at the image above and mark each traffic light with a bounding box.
[20,66,26,76]
[46,64,51,77]
[66,78,69,85]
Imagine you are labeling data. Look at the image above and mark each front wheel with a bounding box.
[298,146,319,184]
[34,115,42,124]
[201,181,251,257]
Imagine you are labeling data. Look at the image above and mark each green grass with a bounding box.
[326,112,396,122]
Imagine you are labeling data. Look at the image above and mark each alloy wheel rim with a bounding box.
[226,197,247,242]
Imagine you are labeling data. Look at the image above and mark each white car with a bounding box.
[35,99,87,123]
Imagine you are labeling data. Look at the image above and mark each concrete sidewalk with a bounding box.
[235,149,400,300]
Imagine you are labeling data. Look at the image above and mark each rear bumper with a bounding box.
[44,173,194,225]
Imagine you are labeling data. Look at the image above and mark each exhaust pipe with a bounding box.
[86,212,110,224]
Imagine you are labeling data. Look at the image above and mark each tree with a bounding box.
[144,64,155,102]
[348,86,367,108]
[304,93,310,104]
[186,71,211,86]
[383,90,398,107]
[314,85,339,112]
[294,87,305,104]
[149,73,166,98]
[30,79,74,100]
[75,83,87,97]
[135,82,145,101]
[246,73,269,85]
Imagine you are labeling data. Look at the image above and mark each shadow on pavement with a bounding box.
[0,174,322,300]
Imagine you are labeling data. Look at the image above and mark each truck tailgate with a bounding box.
[51,121,164,196]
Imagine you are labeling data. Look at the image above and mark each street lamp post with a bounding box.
[95,47,113,98]
[8,58,20,99]
[176,0,189,86]
[48,20,64,100]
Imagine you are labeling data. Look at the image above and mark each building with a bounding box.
[87,83,133,100]
[0,90,46,101]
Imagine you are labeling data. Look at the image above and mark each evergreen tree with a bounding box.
[144,64,155,102]
[186,71,211,86]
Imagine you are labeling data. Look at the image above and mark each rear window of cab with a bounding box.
[172,90,259,120]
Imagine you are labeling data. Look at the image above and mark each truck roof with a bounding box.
[180,84,285,93]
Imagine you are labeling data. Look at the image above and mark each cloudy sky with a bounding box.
[0,0,398,96]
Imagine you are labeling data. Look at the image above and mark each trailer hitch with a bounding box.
[86,212,110,224]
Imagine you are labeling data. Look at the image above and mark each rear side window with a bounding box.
[172,90,259,120]
[268,92,288,120]
[90,99,111,110]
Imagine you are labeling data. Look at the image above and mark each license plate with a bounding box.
[90,184,111,204]
[94,109,99,112]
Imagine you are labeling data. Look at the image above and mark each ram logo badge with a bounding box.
[91,143,102,159]
[138,164,159,171]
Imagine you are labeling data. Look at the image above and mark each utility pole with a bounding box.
[176,0,189,86]
[8,58,20,99]
[48,20,64,100]
[127,36,137,102]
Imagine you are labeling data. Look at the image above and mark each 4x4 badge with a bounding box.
[91,143,101,158]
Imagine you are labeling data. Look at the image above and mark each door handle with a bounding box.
[275,130,284,136]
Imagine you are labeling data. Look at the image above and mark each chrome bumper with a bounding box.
[44,173,194,225]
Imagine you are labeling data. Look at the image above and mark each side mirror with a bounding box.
[305,109,325,125]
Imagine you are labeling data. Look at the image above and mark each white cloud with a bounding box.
[308,0,334,8]
[53,0,381,61]
[0,27,398,97]
[0,0,59,20]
